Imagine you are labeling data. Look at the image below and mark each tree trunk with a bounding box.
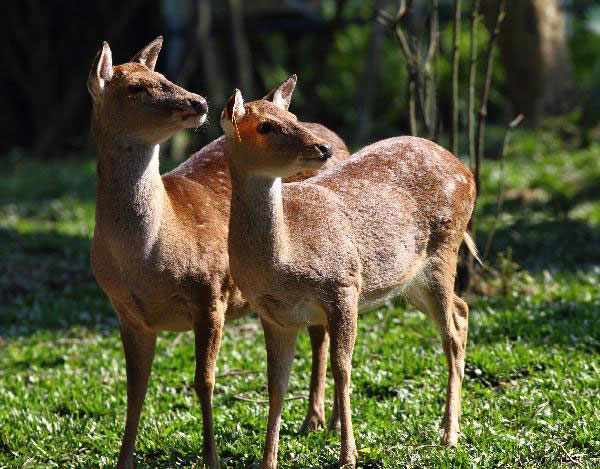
[228,0,254,98]
[482,0,575,122]
[355,0,387,145]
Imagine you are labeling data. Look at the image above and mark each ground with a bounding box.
[1,129,599,468]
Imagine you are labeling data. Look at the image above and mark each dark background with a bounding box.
[2,0,599,160]
[1,4,599,467]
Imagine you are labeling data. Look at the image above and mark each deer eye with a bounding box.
[128,83,145,93]
[257,122,272,134]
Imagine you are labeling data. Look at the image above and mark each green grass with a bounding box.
[1,136,599,468]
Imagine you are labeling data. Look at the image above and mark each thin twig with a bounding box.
[233,393,307,404]
[392,6,414,65]
[467,0,505,290]
[230,323,260,334]
[425,0,439,64]
[422,0,439,140]
[171,332,185,348]
[391,2,418,135]
[558,442,579,465]
[467,0,480,175]
[391,443,444,449]
[475,0,506,196]
[482,113,524,260]
[408,78,418,135]
[216,369,261,379]
[395,0,407,21]
[450,0,462,156]
[462,0,482,292]
[391,0,439,138]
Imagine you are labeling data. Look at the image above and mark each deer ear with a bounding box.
[262,74,297,111]
[131,36,163,71]
[220,89,246,139]
[87,41,113,99]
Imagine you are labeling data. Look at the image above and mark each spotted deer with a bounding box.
[221,85,479,469]
[87,39,349,469]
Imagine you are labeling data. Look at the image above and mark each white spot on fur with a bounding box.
[444,179,456,198]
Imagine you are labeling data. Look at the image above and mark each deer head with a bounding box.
[88,37,208,145]
[220,75,332,178]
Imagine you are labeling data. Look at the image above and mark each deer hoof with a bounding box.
[202,454,221,469]
[327,416,341,435]
[441,429,459,448]
[339,448,357,469]
[299,410,325,434]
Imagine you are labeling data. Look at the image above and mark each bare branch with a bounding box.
[422,0,439,140]
[482,113,524,260]
[461,0,481,293]
[467,0,481,174]
[395,0,407,21]
[390,1,418,135]
[450,0,462,156]
[408,79,418,136]
[475,0,506,196]
[425,0,439,64]
[356,0,387,144]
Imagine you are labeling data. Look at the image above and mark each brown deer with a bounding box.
[221,86,479,469]
[87,39,348,469]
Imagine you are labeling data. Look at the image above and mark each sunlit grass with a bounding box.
[1,137,599,468]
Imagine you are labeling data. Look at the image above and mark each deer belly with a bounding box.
[255,294,327,328]
[126,293,194,332]
[358,284,409,313]
[358,253,426,313]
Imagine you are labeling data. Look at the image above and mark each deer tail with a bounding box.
[463,232,482,266]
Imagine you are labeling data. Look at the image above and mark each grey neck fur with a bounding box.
[96,138,165,258]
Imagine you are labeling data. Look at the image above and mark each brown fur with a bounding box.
[88,41,349,469]
[223,91,476,469]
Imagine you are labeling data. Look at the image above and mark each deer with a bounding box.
[221,83,479,469]
[87,38,349,469]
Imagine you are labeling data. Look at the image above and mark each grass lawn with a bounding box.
[1,133,599,468]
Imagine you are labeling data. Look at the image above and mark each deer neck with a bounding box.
[95,138,166,257]
[228,162,289,262]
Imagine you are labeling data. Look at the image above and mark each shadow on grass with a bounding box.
[477,218,600,272]
[478,173,600,216]
[470,294,599,347]
[464,289,599,388]
[0,227,117,336]
[0,227,92,302]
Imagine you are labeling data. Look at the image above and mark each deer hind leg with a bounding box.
[439,293,468,447]
[328,287,359,468]
[193,301,226,469]
[407,263,468,448]
[299,325,329,434]
[302,324,340,434]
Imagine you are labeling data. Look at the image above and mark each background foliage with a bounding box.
[2,0,599,157]
[1,1,599,468]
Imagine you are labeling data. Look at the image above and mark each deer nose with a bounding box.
[315,143,332,159]
[189,97,208,115]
